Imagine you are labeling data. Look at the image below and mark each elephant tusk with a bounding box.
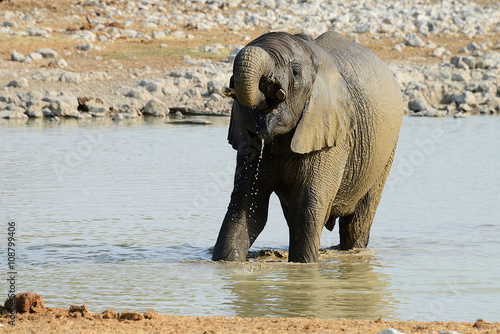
[276,88,286,101]
[223,87,236,98]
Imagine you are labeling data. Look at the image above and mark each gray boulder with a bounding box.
[11,50,25,62]
[28,27,49,37]
[3,111,28,120]
[142,98,169,117]
[454,91,477,106]
[42,96,79,117]
[408,99,428,112]
[0,93,21,105]
[27,52,43,61]
[125,87,153,101]
[87,100,109,116]
[378,329,406,334]
[59,72,82,84]
[7,78,29,88]
[36,48,58,59]
[403,33,425,47]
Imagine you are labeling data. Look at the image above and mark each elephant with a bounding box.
[212,31,403,263]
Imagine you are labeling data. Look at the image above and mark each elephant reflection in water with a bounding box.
[218,254,398,319]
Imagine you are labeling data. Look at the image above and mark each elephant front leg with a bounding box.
[282,190,335,263]
[287,214,324,263]
[212,137,271,261]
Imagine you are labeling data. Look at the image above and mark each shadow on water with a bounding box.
[215,250,399,319]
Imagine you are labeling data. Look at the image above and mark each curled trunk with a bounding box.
[233,46,273,109]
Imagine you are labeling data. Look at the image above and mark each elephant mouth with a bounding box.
[252,108,278,140]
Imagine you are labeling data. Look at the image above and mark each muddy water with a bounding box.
[1,116,499,321]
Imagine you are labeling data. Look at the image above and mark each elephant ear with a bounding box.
[228,100,253,151]
[291,57,353,154]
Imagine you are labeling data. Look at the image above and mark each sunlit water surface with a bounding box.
[1,116,499,321]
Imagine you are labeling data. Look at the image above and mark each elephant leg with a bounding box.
[212,135,272,261]
[338,148,395,250]
[283,154,346,263]
[287,209,326,263]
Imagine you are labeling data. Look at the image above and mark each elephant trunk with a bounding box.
[233,46,273,109]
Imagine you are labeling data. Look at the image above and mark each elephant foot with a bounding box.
[288,248,319,263]
[212,244,247,262]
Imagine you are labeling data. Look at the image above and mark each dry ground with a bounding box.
[1,307,500,334]
[2,0,499,73]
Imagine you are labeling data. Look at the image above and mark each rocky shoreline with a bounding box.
[1,0,499,121]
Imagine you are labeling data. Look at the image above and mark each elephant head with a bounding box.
[226,32,353,154]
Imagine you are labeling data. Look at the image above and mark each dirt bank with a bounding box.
[1,293,499,334]
[2,306,500,334]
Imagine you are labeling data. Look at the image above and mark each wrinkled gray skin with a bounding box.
[212,31,403,263]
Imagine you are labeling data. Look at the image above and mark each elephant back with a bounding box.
[314,31,404,123]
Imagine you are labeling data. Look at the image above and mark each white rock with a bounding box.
[27,52,43,61]
[424,40,437,49]
[36,48,58,59]
[403,33,425,47]
[142,22,157,29]
[120,29,139,38]
[75,113,92,119]
[42,96,79,117]
[11,50,25,62]
[378,23,395,34]
[378,328,406,334]
[26,109,44,118]
[466,42,481,51]
[71,30,96,41]
[88,100,109,114]
[125,87,153,101]
[28,26,48,37]
[171,30,186,38]
[112,113,125,120]
[431,47,450,57]
[152,30,166,39]
[7,78,29,88]
[76,43,94,51]
[461,56,475,69]
[454,91,477,106]
[55,59,68,68]
[59,72,82,84]
[452,71,472,82]
[0,94,21,104]
[355,23,371,34]
[3,111,28,120]
[393,43,404,53]
[142,98,169,117]
[2,21,17,28]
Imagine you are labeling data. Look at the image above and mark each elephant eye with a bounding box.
[292,63,302,79]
